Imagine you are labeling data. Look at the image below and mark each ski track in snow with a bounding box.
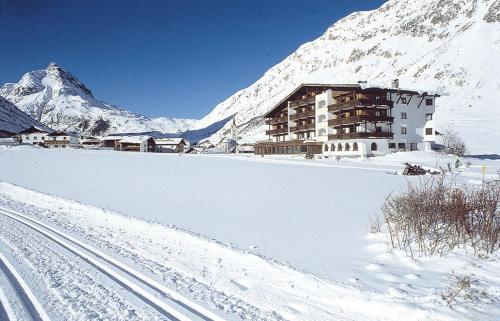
[0,253,50,321]
[0,184,375,321]
[0,207,223,321]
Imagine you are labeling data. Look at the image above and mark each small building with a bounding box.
[155,138,187,153]
[80,137,102,149]
[19,126,49,145]
[44,131,78,149]
[117,136,156,152]
[101,135,125,149]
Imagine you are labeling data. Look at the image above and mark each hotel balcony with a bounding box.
[328,115,394,126]
[290,123,315,132]
[289,96,316,108]
[266,127,288,136]
[328,98,393,112]
[328,132,394,140]
[265,115,288,125]
[289,109,315,121]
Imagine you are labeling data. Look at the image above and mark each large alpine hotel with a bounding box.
[255,82,438,157]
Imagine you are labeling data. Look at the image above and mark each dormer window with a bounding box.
[401,96,407,104]
[426,98,433,106]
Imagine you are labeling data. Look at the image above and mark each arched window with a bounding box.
[319,128,327,136]
[371,142,378,151]
[318,100,326,108]
[331,144,335,151]
[345,143,350,151]
[353,142,359,151]
[318,114,327,122]
[337,143,343,151]
[324,144,329,152]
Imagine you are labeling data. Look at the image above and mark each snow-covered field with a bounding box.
[0,147,499,320]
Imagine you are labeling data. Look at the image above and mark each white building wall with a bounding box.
[389,92,436,152]
[21,133,48,144]
[315,90,332,142]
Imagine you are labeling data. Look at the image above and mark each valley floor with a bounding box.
[0,147,499,320]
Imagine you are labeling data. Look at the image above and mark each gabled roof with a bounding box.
[19,126,49,134]
[155,138,186,145]
[101,135,125,141]
[118,136,153,144]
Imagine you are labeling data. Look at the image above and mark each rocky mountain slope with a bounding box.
[192,0,500,154]
[0,96,49,133]
[0,63,197,136]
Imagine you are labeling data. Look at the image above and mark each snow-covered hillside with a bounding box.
[0,96,49,133]
[193,0,500,153]
[0,63,197,136]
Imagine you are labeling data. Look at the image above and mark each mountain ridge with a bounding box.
[192,0,500,153]
[0,62,197,136]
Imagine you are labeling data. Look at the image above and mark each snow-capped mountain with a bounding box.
[0,96,50,133]
[0,63,197,136]
[192,0,500,153]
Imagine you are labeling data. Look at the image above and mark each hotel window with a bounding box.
[353,142,359,151]
[400,96,407,104]
[401,112,407,119]
[425,128,433,135]
[371,142,378,151]
[401,126,407,134]
[398,143,406,149]
[426,98,433,106]
[425,113,433,121]
[388,143,396,149]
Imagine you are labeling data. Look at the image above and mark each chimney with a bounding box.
[391,79,400,88]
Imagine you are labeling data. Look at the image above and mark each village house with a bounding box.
[101,135,125,149]
[44,131,78,149]
[117,136,156,152]
[155,138,187,153]
[255,82,438,157]
[80,137,102,149]
[18,126,49,145]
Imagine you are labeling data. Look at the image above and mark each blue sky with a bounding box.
[0,0,386,119]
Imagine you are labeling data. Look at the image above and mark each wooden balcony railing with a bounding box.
[266,115,288,125]
[290,123,315,132]
[328,132,394,140]
[289,110,315,121]
[328,115,394,126]
[289,96,316,108]
[266,127,288,136]
[328,98,393,111]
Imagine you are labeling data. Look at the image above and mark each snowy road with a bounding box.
[0,206,226,321]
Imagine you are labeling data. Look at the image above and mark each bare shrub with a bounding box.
[442,127,468,156]
[368,214,383,233]
[381,176,500,257]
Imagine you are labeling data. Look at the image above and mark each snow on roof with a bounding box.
[118,136,152,144]
[80,138,101,143]
[155,138,185,145]
[101,135,126,141]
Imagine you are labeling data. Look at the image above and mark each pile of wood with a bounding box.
[402,163,440,176]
